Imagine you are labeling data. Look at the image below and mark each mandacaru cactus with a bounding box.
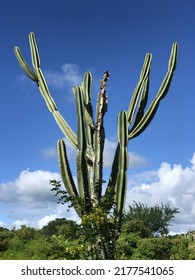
[14,33,178,259]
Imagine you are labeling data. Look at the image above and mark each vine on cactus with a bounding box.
[14,33,178,259]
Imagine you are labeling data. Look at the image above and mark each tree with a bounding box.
[16,225,37,242]
[131,236,189,260]
[125,201,179,236]
[41,218,69,236]
[0,231,10,252]
[14,32,178,259]
[41,218,80,240]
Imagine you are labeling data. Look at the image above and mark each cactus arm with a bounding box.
[129,43,178,139]
[81,72,94,129]
[73,86,85,151]
[127,53,152,126]
[81,71,92,104]
[14,32,78,149]
[114,111,129,231]
[35,68,58,112]
[57,139,78,197]
[131,62,151,129]
[53,111,78,148]
[14,47,38,81]
[29,32,40,68]
[73,86,91,207]
[81,72,95,159]
[57,139,82,217]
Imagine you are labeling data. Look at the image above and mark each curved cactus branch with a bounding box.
[129,43,178,139]
[127,53,152,126]
[14,47,38,81]
[14,32,78,149]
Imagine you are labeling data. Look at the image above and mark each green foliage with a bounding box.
[132,237,173,259]
[125,201,179,235]
[14,32,178,259]
[40,218,79,237]
[0,218,194,260]
[0,230,10,252]
[116,233,141,259]
[170,236,189,260]
[121,220,152,238]
[81,207,117,259]
[130,236,190,260]
[16,225,37,242]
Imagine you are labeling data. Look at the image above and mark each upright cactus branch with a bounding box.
[14,33,178,259]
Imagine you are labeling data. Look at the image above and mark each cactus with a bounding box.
[14,33,178,259]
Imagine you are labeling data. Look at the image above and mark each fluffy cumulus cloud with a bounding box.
[0,169,77,229]
[126,153,195,234]
[1,153,195,234]
[104,139,148,168]
[0,169,60,205]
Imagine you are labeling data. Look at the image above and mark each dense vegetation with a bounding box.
[1,203,195,260]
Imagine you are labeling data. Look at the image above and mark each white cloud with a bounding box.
[103,139,117,167]
[45,64,82,89]
[41,138,147,169]
[1,152,195,234]
[15,64,82,99]
[10,205,77,230]
[103,139,148,168]
[0,221,6,228]
[126,153,195,234]
[36,214,60,229]
[128,152,148,168]
[0,169,78,229]
[41,146,57,159]
[41,138,76,160]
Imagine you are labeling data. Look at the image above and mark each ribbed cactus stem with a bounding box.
[128,43,178,139]
[14,32,78,149]
[105,43,178,236]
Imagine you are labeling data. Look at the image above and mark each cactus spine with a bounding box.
[14,33,178,259]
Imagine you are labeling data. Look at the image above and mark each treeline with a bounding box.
[0,202,195,260]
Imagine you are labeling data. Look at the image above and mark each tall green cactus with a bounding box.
[14,33,178,259]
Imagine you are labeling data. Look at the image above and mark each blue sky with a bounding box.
[0,0,195,233]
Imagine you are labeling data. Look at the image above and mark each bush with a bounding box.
[116,233,141,259]
[170,236,189,260]
[131,237,172,259]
